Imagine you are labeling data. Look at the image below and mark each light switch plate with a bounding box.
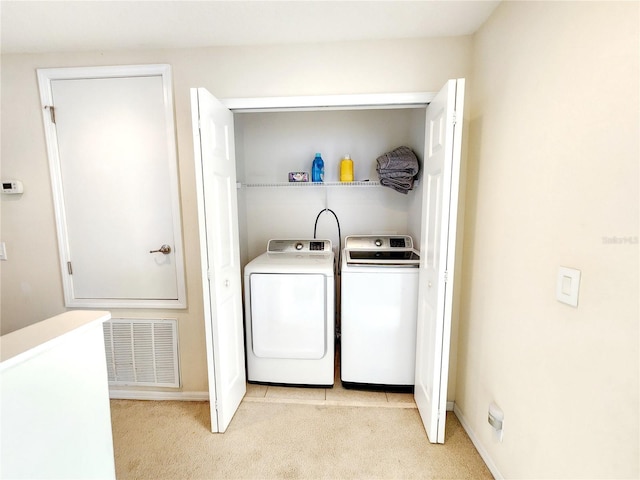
[557,266,580,307]
[0,242,6,261]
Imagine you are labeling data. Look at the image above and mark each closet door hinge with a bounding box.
[451,112,457,126]
[443,270,449,283]
[45,105,56,124]
[67,261,73,275]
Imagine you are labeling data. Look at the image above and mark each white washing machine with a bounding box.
[244,239,335,386]
[340,235,420,388]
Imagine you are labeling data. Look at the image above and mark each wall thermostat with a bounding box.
[2,180,23,194]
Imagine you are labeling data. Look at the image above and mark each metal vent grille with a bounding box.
[103,318,180,387]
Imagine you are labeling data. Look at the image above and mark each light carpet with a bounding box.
[110,399,492,479]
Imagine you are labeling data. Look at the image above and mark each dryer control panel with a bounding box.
[267,239,332,253]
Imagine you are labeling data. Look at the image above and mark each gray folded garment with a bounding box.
[376,146,419,176]
[379,176,414,194]
[377,170,416,179]
[376,146,419,193]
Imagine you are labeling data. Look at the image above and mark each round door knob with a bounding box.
[295,242,303,250]
[375,239,382,247]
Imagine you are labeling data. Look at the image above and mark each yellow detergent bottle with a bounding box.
[340,154,354,182]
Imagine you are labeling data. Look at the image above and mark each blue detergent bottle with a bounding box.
[311,153,324,182]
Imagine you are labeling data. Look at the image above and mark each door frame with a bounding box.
[37,64,186,309]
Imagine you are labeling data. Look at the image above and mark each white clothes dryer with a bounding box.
[244,239,335,386]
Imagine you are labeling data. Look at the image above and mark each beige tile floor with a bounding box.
[244,359,416,409]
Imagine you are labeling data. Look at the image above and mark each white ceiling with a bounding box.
[0,1,500,54]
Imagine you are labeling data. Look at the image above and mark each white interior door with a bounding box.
[191,88,246,433]
[414,79,465,444]
[37,65,186,308]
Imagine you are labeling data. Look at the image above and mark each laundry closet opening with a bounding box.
[233,105,427,389]
[193,82,465,442]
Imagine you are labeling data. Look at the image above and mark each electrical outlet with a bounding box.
[489,402,504,442]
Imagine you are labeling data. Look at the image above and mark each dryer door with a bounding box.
[250,273,326,359]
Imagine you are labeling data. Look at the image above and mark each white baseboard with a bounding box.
[109,389,209,401]
[453,403,503,479]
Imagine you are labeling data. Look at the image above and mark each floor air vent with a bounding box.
[103,318,180,388]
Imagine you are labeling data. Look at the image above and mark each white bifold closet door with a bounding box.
[191,87,246,433]
[414,78,465,444]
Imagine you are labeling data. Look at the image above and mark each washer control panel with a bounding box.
[344,235,419,266]
[267,239,332,253]
[344,235,414,250]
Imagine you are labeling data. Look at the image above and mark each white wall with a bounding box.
[0,36,472,394]
[457,2,639,478]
